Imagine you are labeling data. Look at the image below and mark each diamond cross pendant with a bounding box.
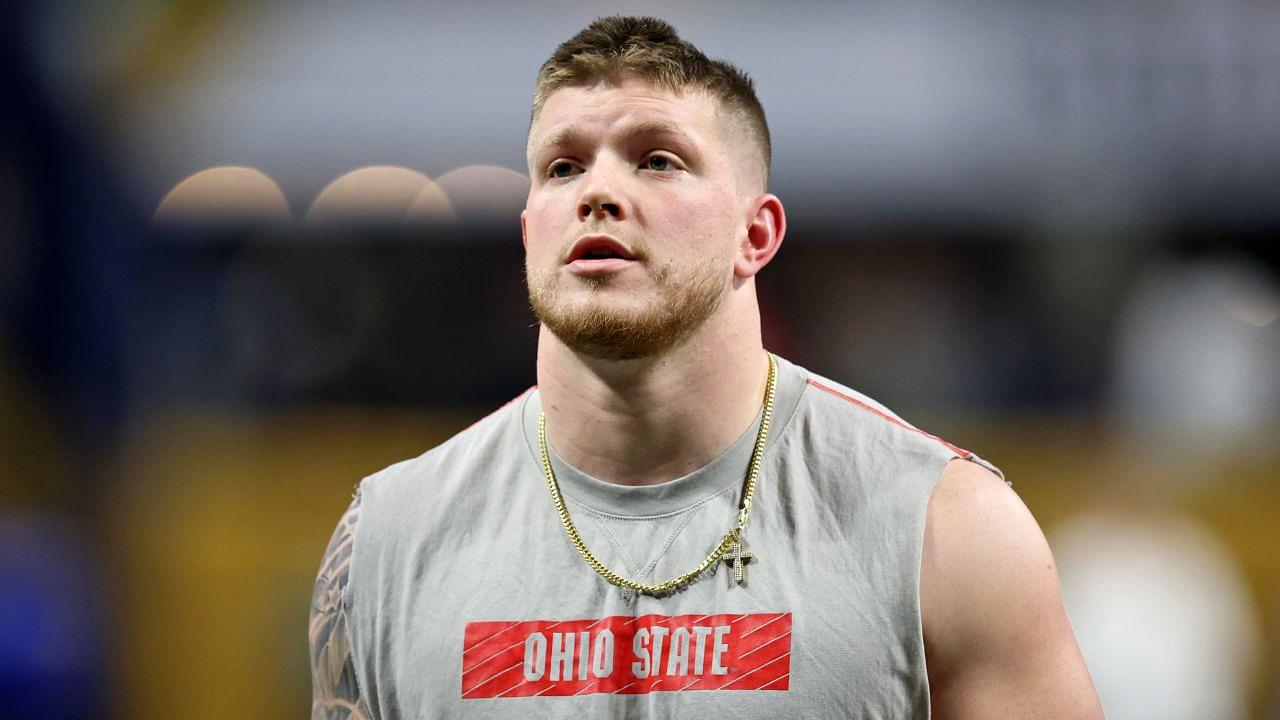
[722,538,754,587]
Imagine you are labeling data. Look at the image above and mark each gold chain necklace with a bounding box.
[537,353,777,597]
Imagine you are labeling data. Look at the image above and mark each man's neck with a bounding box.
[536,316,770,487]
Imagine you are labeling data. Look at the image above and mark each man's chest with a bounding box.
[367,516,929,720]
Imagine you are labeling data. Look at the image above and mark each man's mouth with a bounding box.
[566,235,637,263]
[565,235,639,276]
[580,247,625,259]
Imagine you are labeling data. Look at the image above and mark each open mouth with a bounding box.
[567,235,637,264]
[581,247,624,259]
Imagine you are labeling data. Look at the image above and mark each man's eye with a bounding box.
[645,155,671,172]
[549,162,576,178]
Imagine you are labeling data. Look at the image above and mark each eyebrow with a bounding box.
[537,126,588,156]
[618,119,696,146]
[534,119,698,159]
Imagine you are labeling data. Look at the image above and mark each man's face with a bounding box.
[522,76,752,361]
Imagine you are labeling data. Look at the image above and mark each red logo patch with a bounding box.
[461,612,792,698]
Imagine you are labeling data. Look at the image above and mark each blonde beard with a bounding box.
[527,256,728,361]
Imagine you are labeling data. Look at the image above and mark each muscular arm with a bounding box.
[310,490,375,720]
[921,459,1103,719]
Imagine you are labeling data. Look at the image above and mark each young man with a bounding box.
[310,17,1103,719]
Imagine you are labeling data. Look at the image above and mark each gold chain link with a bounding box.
[538,353,777,597]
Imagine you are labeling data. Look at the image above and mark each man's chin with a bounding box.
[539,307,673,362]
[527,263,727,362]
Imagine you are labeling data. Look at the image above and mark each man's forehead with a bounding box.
[530,79,721,147]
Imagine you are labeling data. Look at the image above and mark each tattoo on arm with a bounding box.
[310,489,375,720]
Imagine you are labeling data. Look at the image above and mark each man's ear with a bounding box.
[734,194,786,278]
[520,209,528,250]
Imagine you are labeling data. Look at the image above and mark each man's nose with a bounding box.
[577,159,627,221]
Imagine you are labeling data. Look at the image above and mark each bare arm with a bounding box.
[310,490,375,720]
[921,459,1103,719]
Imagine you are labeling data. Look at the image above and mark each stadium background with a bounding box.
[2,0,1278,717]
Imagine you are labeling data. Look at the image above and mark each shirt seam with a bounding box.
[578,505,645,577]
[564,483,736,521]
[639,502,708,580]
[575,491,732,581]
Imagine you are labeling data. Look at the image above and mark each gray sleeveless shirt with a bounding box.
[345,356,1000,719]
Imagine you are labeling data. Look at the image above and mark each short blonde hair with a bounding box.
[531,16,771,183]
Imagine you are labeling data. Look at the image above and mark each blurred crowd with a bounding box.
[2,1,1279,718]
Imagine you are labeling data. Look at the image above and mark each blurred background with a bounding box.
[2,0,1278,717]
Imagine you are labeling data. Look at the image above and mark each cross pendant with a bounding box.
[722,538,754,587]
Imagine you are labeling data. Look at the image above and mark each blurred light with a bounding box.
[1224,296,1280,329]
[434,165,527,226]
[1112,256,1280,462]
[1053,511,1260,720]
[0,512,103,718]
[154,166,291,230]
[304,165,443,228]
[405,181,458,226]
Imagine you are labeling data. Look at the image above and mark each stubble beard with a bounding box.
[527,254,730,362]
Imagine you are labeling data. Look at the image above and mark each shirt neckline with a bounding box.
[519,354,808,518]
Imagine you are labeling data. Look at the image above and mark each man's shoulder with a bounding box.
[359,386,537,501]
[792,365,979,464]
[921,457,1103,716]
